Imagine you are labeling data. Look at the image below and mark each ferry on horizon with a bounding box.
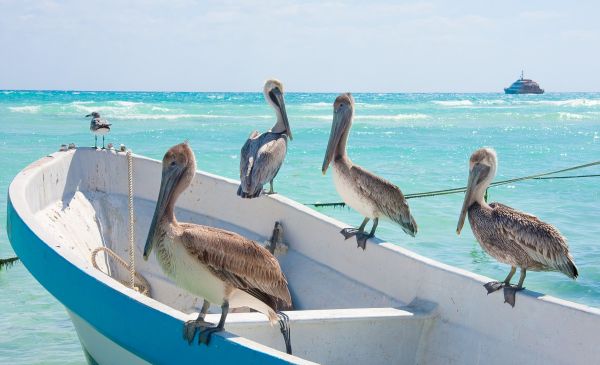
[504,71,544,94]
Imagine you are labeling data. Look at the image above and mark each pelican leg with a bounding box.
[356,218,379,250]
[94,135,98,149]
[265,180,276,195]
[484,266,516,294]
[277,312,292,355]
[341,218,369,240]
[503,269,526,307]
[183,300,213,344]
[199,300,229,345]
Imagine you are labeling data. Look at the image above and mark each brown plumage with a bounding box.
[143,142,292,351]
[179,223,292,311]
[457,147,578,306]
[322,93,417,249]
[469,202,577,277]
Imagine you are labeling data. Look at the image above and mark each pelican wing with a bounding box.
[491,202,578,278]
[239,131,260,182]
[240,132,287,195]
[179,223,292,307]
[350,164,417,236]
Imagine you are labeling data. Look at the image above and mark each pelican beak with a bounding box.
[269,87,292,140]
[322,105,348,174]
[143,163,184,260]
[456,163,489,235]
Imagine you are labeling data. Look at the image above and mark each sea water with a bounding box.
[1,90,599,363]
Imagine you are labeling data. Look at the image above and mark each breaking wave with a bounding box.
[432,100,474,107]
[8,105,41,113]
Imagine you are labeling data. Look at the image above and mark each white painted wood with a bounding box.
[10,147,600,365]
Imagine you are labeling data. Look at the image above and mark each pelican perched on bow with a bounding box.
[238,79,292,198]
[144,143,292,353]
[322,93,417,249]
[457,148,578,307]
[85,112,111,149]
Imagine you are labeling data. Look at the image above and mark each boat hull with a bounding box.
[7,148,600,365]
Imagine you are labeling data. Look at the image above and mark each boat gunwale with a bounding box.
[9,148,600,317]
[7,147,600,365]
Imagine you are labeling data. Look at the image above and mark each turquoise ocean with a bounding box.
[1,90,600,364]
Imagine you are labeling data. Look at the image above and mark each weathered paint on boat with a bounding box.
[7,148,600,365]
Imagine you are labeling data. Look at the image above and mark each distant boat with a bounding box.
[504,71,544,94]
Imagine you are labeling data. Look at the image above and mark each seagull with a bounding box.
[85,112,111,149]
[457,147,578,307]
[143,142,293,353]
[238,79,292,198]
[322,93,417,249]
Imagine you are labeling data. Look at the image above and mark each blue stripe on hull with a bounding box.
[7,199,294,365]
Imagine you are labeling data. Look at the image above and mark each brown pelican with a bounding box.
[85,112,111,149]
[321,93,417,249]
[143,142,292,353]
[457,148,578,307]
[238,79,292,198]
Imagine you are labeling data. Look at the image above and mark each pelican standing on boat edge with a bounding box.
[85,112,111,149]
[143,142,293,354]
[322,93,417,249]
[456,148,578,307]
[238,79,292,198]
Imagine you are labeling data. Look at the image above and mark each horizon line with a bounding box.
[2,89,600,94]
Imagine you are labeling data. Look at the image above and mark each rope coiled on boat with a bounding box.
[90,150,151,296]
[307,159,600,208]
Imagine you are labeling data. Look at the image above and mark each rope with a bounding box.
[307,159,600,207]
[90,149,150,296]
[127,151,135,289]
[91,247,150,296]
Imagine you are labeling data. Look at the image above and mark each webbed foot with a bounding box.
[503,285,524,307]
[199,325,224,345]
[355,232,372,250]
[483,281,505,294]
[183,319,214,344]
[340,228,360,240]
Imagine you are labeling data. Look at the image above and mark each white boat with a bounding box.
[7,147,600,365]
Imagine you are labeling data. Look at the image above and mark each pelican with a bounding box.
[322,93,417,249]
[457,148,578,307]
[238,79,292,198]
[85,112,111,149]
[144,142,292,353]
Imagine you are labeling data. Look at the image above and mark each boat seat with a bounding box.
[221,302,438,365]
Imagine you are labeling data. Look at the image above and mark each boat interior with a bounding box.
[29,148,437,364]
[16,148,599,365]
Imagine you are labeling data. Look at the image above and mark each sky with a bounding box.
[0,0,599,92]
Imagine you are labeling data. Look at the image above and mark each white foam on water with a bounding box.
[151,106,171,112]
[522,99,600,107]
[8,105,41,113]
[432,100,473,106]
[559,112,586,120]
[109,101,143,107]
[111,113,272,120]
[356,113,429,120]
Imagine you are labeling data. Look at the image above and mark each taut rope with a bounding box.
[307,159,600,207]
